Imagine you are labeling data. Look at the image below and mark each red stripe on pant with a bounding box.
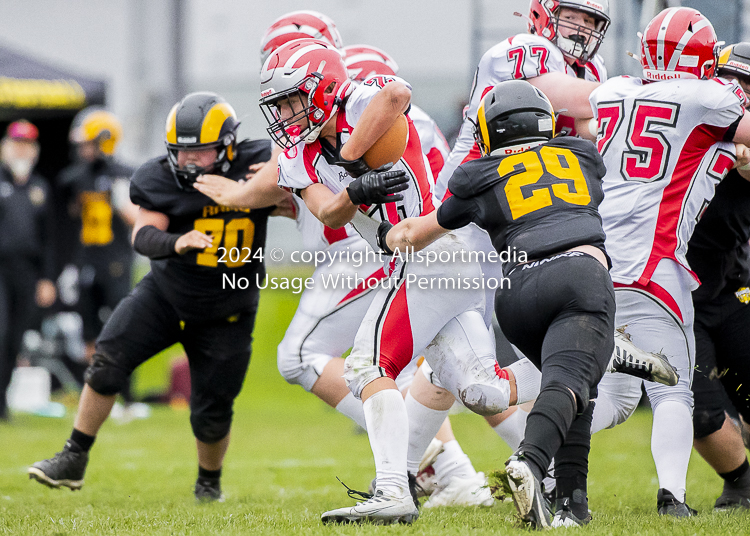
[613,280,683,322]
[377,283,414,380]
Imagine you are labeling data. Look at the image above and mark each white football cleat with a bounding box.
[423,472,494,508]
[608,327,679,386]
[321,491,419,525]
[505,456,551,529]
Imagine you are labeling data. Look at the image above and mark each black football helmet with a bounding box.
[717,43,750,81]
[165,92,239,189]
[473,80,555,156]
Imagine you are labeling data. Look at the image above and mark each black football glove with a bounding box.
[336,155,372,178]
[376,220,395,255]
[346,164,409,205]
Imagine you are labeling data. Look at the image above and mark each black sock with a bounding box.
[555,401,594,513]
[521,385,577,482]
[720,459,750,486]
[68,429,96,452]
[198,466,222,483]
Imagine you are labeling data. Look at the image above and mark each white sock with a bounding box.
[405,393,450,474]
[363,389,409,498]
[433,440,476,483]
[506,358,541,404]
[651,400,693,503]
[590,391,617,434]
[335,392,367,430]
[492,408,528,451]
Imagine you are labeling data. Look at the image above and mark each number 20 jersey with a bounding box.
[590,76,745,288]
[129,139,274,321]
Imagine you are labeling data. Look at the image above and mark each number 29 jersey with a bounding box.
[130,139,274,321]
[590,76,744,288]
[436,137,607,270]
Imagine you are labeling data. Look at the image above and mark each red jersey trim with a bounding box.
[614,280,683,322]
[302,141,321,183]
[638,123,728,286]
[323,226,348,246]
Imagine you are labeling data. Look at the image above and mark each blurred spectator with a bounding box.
[56,108,137,367]
[0,120,57,420]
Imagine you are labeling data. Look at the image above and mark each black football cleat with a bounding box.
[195,478,225,503]
[657,488,697,517]
[28,440,88,490]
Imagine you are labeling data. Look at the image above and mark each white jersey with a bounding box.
[591,76,744,288]
[435,33,607,200]
[278,75,435,249]
[410,104,450,182]
[292,103,447,252]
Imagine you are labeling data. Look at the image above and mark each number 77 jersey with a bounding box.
[591,76,745,288]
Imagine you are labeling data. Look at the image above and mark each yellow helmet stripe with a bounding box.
[477,98,490,152]
[200,102,235,143]
[165,104,179,144]
[718,45,735,68]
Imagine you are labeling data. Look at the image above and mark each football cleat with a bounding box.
[423,472,494,508]
[657,488,697,517]
[608,327,679,386]
[321,491,419,525]
[194,479,225,503]
[505,454,551,529]
[714,478,750,510]
[551,495,592,527]
[28,440,88,490]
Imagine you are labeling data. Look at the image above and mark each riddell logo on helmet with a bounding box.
[644,70,686,81]
[728,60,750,73]
[584,0,604,11]
[260,89,274,98]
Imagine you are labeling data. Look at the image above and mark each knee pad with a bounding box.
[543,379,589,414]
[693,406,725,440]
[190,410,232,444]
[84,353,130,396]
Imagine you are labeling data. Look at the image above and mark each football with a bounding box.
[363,114,409,169]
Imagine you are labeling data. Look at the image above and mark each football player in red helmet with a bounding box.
[262,38,517,524]
[260,10,342,66]
[577,7,750,517]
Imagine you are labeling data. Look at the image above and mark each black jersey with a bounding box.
[437,137,607,270]
[687,169,750,303]
[57,158,135,263]
[129,139,274,321]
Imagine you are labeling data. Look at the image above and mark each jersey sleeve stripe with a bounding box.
[303,142,321,183]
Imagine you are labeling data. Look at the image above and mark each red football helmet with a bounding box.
[259,39,352,149]
[342,45,399,82]
[260,10,343,65]
[640,7,719,81]
[528,0,610,64]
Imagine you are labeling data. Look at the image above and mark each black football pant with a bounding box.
[692,286,750,439]
[495,251,615,493]
[86,272,256,443]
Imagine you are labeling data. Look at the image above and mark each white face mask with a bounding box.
[8,158,34,179]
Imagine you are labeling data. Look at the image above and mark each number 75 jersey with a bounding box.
[590,76,745,288]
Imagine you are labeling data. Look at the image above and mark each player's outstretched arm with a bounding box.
[339,81,411,162]
[529,73,599,119]
[194,146,288,209]
[379,212,449,254]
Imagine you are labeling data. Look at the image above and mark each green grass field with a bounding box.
[2,280,749,535]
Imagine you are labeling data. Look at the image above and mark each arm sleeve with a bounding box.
[436,195,480,230]
[133,225,180,260]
